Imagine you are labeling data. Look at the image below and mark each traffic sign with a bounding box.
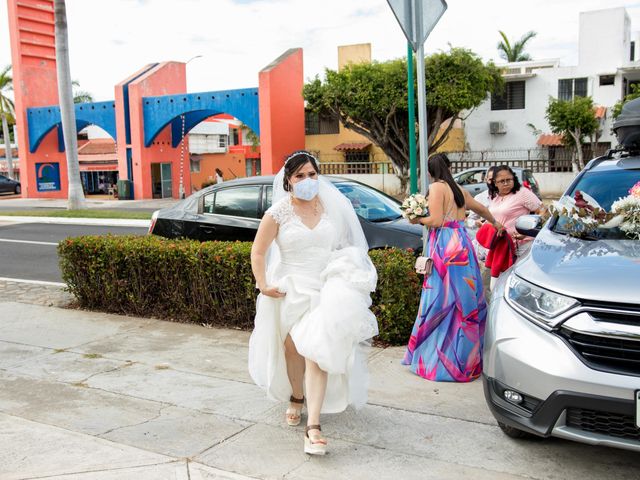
[387,0,448,52]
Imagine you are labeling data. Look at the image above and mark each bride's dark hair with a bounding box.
[283,151,320,192]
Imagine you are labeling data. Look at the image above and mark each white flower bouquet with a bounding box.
[400,193,429,220]
[610,181,640,239]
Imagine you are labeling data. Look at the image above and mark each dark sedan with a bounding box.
[0,174,21,195]
[149,176,423,252]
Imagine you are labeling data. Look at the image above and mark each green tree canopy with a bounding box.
[304,47,502,189]
[612,83,640,119]
[497,30,537,62]
[545,96,599,171]
[0,64,15,123]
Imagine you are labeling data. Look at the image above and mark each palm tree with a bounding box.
[72,80,93,103]
[54,0,85,209]
[0,64,15,180]
[497,30,537,62]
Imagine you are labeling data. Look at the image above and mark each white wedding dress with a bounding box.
[248,195,379,413]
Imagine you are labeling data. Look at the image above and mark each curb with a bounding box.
[0,216,150,228]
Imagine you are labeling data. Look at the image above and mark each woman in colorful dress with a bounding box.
[402,154,503,382]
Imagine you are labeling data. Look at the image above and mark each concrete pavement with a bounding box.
[0,296,639,479]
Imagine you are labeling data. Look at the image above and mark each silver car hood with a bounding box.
[515,227,640,305]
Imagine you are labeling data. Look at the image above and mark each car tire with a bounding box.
[15,185,21,195]
[497,422,535,439]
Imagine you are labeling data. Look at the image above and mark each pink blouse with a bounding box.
[489,188,542,236]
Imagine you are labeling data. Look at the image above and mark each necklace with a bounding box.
[291,196,321,218]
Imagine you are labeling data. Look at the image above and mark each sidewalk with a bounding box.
[0,195,179,211]
[0,288,638,479]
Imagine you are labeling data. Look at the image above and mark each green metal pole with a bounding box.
[407,43,418,194]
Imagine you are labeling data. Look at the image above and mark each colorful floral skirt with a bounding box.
[402,221,487,382]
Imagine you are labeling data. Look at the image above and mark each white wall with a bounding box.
[464,7,633,152]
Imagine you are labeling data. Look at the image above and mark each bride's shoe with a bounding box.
[285,395,304,427]
[304,424,327,455]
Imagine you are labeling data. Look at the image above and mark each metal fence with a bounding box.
[316,146,611,175]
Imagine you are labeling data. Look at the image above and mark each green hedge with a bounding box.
[58,236,420,345]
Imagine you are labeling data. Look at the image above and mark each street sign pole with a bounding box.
[407,42,418,194]
[387,0,447,195]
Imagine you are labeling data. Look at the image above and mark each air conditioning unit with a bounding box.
[490,121,506,135]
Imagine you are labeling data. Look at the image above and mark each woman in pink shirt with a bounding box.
[488,166,545,286]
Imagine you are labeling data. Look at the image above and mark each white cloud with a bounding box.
[1,0,640,102]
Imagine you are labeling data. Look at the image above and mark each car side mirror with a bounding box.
[516,215,542,238]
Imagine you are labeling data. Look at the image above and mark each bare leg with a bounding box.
[305,358,328,447]
[284,335,305,424]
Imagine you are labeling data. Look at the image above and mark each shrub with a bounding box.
[58,236,420,345]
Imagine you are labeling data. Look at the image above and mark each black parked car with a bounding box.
[149,176,423,252]
[0,174,20,195]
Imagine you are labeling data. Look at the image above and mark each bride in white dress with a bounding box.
[249,151,378,455]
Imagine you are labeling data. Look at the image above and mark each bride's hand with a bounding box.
[260,285,285,298]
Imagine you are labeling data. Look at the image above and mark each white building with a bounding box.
[464,7,640,156]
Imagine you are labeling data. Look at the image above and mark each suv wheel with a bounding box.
[498,422,534,439]
[15,185,21,195]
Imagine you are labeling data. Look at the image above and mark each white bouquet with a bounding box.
[610,181,640,239]
[400,194,429,220]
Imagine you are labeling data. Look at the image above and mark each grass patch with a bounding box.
[0,209,151,220]
[82,353,102,359]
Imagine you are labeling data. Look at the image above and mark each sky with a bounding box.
[2,0,640,102]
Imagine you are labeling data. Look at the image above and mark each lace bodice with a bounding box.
[266,197,336,276]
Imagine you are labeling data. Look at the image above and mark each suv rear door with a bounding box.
[198,185,263,241]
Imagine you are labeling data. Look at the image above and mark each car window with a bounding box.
[0,175,7,182]
[265,186,273,209]
[335,182,402,222]
[204,186,261,218]
[456,170,484,185]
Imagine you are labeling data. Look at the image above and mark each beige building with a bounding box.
[305,43,464,173]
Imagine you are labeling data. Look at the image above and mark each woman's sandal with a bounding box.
[285,395,304,427]
[304,424,327,455]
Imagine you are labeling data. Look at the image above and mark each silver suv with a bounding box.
[483,153,640,452]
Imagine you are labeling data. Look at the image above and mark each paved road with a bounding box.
[0,222,148,283]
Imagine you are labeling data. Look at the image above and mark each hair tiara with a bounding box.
[284,150,320,167]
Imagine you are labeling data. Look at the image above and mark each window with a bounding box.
[190,157,200,173]
[490,81,525,110]
[229,129,239,146]
[345,151,370,163]
[218,135,227,148]
[203,186,260,218]
[305,111,340,135]
[558,78,588,101]
[631,41,636,62]
[456,169,485,185]
[599,75,615,86]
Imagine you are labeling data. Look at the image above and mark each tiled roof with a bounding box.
[77,138,116,155]
[334,142,371,151]
[537,134,563,146]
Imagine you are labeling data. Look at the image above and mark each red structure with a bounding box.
[6,0,305,199]
[7,0,68,198]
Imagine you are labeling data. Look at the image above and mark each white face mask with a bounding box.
[292,177,319,201]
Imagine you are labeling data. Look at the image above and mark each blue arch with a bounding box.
[142,88,259,147]
[27,101,117,153]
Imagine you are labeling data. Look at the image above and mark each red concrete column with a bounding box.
[258,49,305,175]
[6,0,68,198]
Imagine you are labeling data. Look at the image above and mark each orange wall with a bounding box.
[191,151,247,190]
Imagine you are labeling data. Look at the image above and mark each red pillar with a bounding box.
[6,0,68,198]
[258,49,305,175]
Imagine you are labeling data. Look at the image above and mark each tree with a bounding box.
[545,96,599,172]
[72,80,94,103]
[497,30,537,62]
[304,48,502,191]
[0,64,15,180]
[54,0,85,209]
[612,83,640,119]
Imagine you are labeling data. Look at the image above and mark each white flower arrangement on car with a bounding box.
[400,193,429,220]
[550,182,640,239]
[610,181,640,239]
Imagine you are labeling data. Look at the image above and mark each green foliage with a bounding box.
[545,96,599,147]
[58,236,422,345]
[0,64,15,122]
[497,30,537,62]
[612,83,640,119]
[369,248,420,345]
[303,48,502,189]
